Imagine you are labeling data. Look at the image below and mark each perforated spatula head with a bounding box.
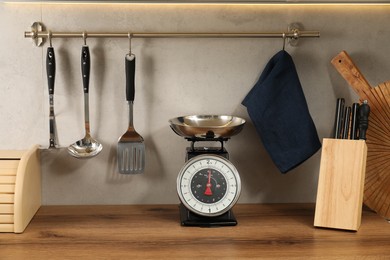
[117,54,145,174]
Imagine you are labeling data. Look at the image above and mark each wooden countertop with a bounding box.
[1,204,389,259]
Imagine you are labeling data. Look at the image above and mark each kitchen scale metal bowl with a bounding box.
[169,115,246,139]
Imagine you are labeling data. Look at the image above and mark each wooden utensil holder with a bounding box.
[0,145,41,233]
[314,138,367,231]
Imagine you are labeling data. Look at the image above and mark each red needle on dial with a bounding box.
[204,170,212,196]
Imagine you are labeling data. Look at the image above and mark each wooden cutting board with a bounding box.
[331,51,390,220]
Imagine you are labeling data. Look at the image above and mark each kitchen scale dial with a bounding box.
[169,115,246,227]
[177,154,241,217]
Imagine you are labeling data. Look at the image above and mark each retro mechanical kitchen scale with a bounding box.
[169,115,245,227]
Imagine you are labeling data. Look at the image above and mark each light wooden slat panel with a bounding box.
[0,224,14,232]
[0,204,14,214]
[0,184,15,193]
[0,169,17,176]
[0,214,13,224]
[0,194,14,203]
[0,160,20,168]
[0,160,19,176]
[0,176,16,184]
[0,150,24,159]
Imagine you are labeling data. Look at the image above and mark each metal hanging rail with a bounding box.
[24,22,320,47]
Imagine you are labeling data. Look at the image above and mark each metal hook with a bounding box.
[128,32,133,55]
[282,32,286,51]
[82,31,87,45]
[48,30,53,47]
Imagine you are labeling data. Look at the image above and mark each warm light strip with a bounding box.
[3,0,390,4]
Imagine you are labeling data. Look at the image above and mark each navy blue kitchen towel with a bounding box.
[242,50,321,173]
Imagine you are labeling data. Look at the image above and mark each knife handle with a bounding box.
[333,98,345,139]
[350,103,359,140]
[342,106,351,139]
[125,54,136,102]
[46,47,56,95]
[81,45,90,94]
[358,100,370,140]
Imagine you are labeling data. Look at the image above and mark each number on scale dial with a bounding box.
[177,155,241,217]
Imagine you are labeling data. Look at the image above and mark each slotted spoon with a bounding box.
[117,53,145,174]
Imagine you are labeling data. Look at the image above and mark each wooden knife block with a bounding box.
[314,138,367,231]
[0,145,41,233]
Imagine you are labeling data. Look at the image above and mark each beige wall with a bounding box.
[1,3,389,205]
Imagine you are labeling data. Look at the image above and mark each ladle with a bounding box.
[68,44,103,158]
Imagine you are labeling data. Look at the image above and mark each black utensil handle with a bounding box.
[350,103,359,140]
[125,54,136,102]
[81,46,90,94]
[342,106,351,139]
[46,47,56,95]
[358,101,370,140]
[333,98,345,139]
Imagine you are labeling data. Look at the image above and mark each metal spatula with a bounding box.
[117,54,145,174]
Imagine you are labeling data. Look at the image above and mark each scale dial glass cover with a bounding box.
[177,154,241,217]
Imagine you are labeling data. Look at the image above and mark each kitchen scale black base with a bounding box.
[179,137,238,227]
[179,203,237,227]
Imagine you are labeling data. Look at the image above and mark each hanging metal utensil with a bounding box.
[46,32,58,148]
[117,34,145,174]
[68,35,103,158]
